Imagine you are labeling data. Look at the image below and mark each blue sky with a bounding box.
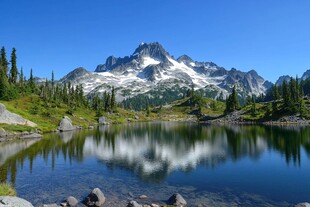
[1,0,309,82]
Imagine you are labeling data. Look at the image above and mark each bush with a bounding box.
[0,183,16,196]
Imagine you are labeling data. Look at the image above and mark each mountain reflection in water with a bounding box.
[0,122,310,206]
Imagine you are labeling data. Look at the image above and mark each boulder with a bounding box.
[98,117,107,125]
[126,200,142,207]
[66,196,79,207]
[168,193,187,206]
[134,115,139,120]
[0,103,37,127]
[83,188,105,207]
[59,116,75,132]
[295,203,310,207]
[38,204,59,207]
[0,196,34,207]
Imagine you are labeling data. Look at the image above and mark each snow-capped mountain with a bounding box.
[60,42,272,103]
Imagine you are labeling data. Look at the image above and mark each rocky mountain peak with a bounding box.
[132,42,170,61]
[177,55,194,66]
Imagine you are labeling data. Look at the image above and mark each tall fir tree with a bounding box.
[0,47,9,78]
[9,48,18,84]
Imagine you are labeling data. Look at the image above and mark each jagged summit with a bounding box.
[63,42,272,103]
[132,42,170,61]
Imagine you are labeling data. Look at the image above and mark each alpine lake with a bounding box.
[1,122,310,207]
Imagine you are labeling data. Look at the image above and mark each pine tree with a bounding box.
[225,85,240,114]
[110,87,117,112]
[0,66,9,100]
[28,69,36,93]
[105,92,111,112]
[282,80,291,110]
[0,47,9,77]
[9,48,18,84]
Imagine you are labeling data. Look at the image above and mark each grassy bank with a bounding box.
[0,95,152,133]
[0,183,16,196]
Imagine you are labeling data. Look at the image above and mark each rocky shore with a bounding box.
[0,187,309,207]
[0,188,188,207]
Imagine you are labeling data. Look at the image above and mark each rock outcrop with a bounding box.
[59,116,75,132]
[0,103,37,127]
[0,196,34,207]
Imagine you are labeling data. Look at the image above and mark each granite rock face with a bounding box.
[0,103,37,127]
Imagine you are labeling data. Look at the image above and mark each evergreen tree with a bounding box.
[9,48,18,84]
[0,66,9,100]
[110,87,117,112]
[28,68,36,93]
[225,85,240,114]
[0,47,9,77]
[282,80,291,110]
[104,92,111,112]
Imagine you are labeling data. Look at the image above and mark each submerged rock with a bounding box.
[0,196,34,207]
[295,203,310,207]
[38,204,59,207]
[168,193,187,206]
[126,200,142,207]
[59,116,75,132]
[20,133,42,140]
[83,188,105,207]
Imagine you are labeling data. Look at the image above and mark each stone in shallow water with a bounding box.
[66,196,79,207]
[295,203,310,207]
[0,196,34,207]
[126,200,142,207]
[168,193,187,206]
[83,188,105,207]
[139,195,147,199]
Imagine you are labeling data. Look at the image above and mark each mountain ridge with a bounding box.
[61,42,272,104]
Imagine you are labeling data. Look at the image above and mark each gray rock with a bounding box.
[38,204,59,207]
[83,188,105,207]
[168,193,187,206]
[139,195,147,199]
[59,116,75,132]
[0,103,37,127]
[0,196,34,207]
[134,115,139,120]
[295,203,310,207]
[98,117,107,125]
[126,200,142,207]
[0,138,5,142]
[88,126,94,129]
[66,196,79,207]
[0,128,6,137]
[20,133,43,140]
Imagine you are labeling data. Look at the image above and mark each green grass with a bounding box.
[0,95,152,133]
[0,183,16,196]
